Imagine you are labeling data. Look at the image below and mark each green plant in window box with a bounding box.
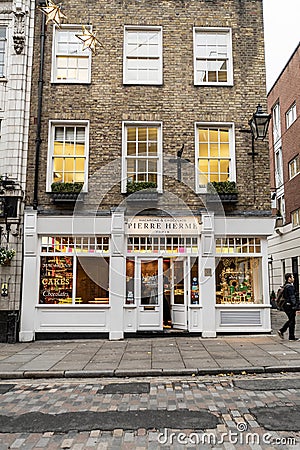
[0,247,15,266]
[207,181,238,194]
[51,182,84,193]
[207,181,238,203]
[126,181,157,194]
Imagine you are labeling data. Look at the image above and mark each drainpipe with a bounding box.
[33,1,46,210]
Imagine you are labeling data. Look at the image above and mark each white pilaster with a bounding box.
[109,209,126,340]
[19,208,38,341]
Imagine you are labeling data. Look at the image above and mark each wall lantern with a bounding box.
[249,104,271,141]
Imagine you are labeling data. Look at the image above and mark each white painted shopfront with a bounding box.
[19,209,274,341]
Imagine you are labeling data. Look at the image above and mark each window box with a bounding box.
[49,182,85,203]
[206,192,238,203]
[205,181,238,203]
[125,182,158,203]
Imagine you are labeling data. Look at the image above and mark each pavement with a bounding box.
[1,310,300,379]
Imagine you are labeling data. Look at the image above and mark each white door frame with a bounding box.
[137,257,163,331]
[170,257,188,330]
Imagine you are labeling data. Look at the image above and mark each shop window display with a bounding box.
[76,257,109,304]
[40,256,73,304]
[141,260,158,305]
[126,259,135,304]
[216,257,262,304]
[39,256,109,304]
[190,257,199,304]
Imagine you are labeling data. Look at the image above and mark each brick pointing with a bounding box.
[27,0,270,213]
[268,44,300,222]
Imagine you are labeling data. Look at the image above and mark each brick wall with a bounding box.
[27,0,270,213]
[268,44,300,222]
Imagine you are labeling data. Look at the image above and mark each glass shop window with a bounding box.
[215,257,262,305]
[126,259,135,304]
[39,256,109,304]
[39,256,73,304]
[190,257,199,304]
[75,257,109,304]
[141,260,158,305]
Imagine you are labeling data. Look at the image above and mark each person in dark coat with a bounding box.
[278,273,299,341]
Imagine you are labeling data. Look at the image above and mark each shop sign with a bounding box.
[126,216,200,235]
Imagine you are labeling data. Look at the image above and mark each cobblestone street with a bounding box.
[0,373,300,449]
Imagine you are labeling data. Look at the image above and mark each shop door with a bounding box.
[137,258,163,331]
[170,258,188,330]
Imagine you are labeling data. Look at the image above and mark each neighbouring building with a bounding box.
[268,43,300,298]
[0,0,34,342]
[20,0,274,342]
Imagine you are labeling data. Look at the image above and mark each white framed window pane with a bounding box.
[124,27,162,84]
[54,27,91,83]
[148,128,157,140]
[195,29,232,85]
[123,123,161,191]
[197,126,233,188]
[50,123,87,187]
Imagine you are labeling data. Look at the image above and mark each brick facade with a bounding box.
[267,43,300,297]
[268,44,300,222]
[27,0,270,213]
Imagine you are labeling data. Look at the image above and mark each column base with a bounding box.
[201,331,217,338]
[109,331,124,340]
[19,331,35,342]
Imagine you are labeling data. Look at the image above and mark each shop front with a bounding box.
[19,210,273,341]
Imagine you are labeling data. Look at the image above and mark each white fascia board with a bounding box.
[37,216,112,235]
[214,216,275,236]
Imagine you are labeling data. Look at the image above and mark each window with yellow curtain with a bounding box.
[197,126,233,186]
[51,124,87,187]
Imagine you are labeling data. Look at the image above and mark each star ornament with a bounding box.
[39,0,67,27]
[75,26,102,54]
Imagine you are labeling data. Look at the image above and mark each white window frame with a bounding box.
[0,25,7,79]
[292,209,300,228]
[275,147,284,188]
[121,121,163,193]
[193,27,233,86]
[272,103,281,145]
[51,24,92,84]
[289,155,299,180]
[46,120,89,192]
[123,26,163,85]
[194,122,236,193]
[277,195,285,223]
[286,103,297,129]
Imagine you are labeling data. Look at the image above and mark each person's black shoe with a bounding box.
[277,330,284,339]
[289,338,299,341]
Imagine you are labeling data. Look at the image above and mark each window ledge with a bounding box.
[48,192,86,203]
[125,190,159,203]
[205,193,238,203]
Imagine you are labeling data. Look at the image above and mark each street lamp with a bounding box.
[249,104,271,141]
[241,104,271,160]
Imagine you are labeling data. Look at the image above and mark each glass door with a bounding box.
[170,258,188,330]
[137,258,163,330]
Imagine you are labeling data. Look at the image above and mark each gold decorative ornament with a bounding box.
[39,0,67,27]
[75,26,102,53]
